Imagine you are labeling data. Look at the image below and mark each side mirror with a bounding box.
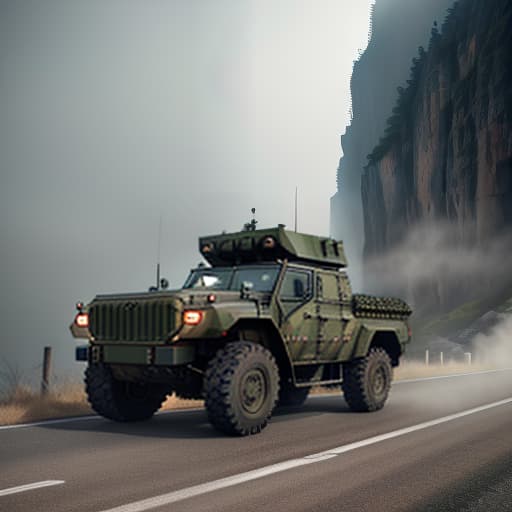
[160,278,169,290]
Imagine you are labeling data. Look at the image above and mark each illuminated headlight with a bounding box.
[75,313,89,328]
[183,310,203,326]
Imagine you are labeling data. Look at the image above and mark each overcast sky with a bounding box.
[0,0,373,379]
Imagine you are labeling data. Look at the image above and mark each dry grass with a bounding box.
[0,384,92,425]
[0,384,203,426]
[0,361,498,426]
[394,361,492,380]
[160,395,203,411]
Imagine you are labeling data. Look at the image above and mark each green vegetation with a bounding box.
[416,299,487,339]
[414,286,512,342]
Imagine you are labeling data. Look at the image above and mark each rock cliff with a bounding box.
[330,0,454,289]
[362,0,512,312]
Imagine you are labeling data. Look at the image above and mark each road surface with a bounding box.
[1,368,512,512]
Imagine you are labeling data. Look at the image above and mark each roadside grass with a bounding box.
[0,361,498,426]
[394,360,491,380]
[0,385,202,426]
[0,384,92,425]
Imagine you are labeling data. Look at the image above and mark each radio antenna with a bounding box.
[294,186,298,232]
[156,214,162,290]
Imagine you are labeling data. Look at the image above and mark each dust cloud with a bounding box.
[362,222,512,315]
[472,315,512,368]
[395,318,512,414]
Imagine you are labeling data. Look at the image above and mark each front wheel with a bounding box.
[85,364,168,421]
[342,347,392,412]
[204,341,279,436]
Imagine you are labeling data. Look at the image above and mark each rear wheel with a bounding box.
[85,363,168,422]
[342,347,392,412]
[204,341,279,436]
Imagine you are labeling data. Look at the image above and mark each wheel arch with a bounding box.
[370,331,402,367]
[354,327,402,367]
[229,318,294,382]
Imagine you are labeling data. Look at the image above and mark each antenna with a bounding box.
[156,214,162,290]
[294,186,298,232]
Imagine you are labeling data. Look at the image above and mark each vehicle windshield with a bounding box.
[183,266,280,293]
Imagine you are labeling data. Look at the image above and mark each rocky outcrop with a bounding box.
[363,0,512,250]
[330,0,454,289]
[362,0,512,311]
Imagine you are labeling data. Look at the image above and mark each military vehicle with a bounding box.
[71,220,412,436]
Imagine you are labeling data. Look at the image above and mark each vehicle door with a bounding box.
[315,271,344,360]
[277,267,318,362]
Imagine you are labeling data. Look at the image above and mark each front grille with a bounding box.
[89,298,179,342]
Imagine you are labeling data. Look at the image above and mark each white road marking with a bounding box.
[97,397,512,512]
[306,367,512,400]
[0,414,100,431]
[1,367,511,431]
[0,407,204,431]
[309,397,512,457]
[395,367,512,384]
[98,455,337,512]
[0,480,65,497]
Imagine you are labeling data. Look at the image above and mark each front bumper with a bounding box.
[75,344,195,366]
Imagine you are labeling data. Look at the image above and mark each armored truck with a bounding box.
[71,224,412,436]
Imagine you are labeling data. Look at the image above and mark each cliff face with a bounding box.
[362,0,512,311]
[330,0,454,289]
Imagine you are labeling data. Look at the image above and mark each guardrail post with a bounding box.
[464,352,472,366]
[41,346,52,396]
[425,349,429,366]
[440,351,444,366]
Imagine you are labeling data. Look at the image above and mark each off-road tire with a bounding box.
[204,341,279,436]
[277,384,309,407]
[342,347,392,412]
[85,363,168,422]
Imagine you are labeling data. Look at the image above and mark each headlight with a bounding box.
[75,312,89,328]
[183,310,203,326]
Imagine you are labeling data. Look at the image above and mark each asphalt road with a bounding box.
[1,368,512,512]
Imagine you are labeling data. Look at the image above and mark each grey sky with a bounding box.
[0,0,373,379]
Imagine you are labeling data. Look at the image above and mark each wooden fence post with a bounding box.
[41,346,52,396]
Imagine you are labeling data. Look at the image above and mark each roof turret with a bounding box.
[199,225,347,269]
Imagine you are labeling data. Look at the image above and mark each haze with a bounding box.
[0,0,373,379]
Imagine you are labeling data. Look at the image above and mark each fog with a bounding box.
[394,366,512,418]
[364,222,512,315]
[473,315,512,368]
[0,0,374,383]
[362,221,512,366]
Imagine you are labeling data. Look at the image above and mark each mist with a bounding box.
[0,0,374,384]
[472,315,512,368]
[363,221,512,315]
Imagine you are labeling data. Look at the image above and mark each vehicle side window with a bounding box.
[318,273,339,301]
[279,269,311,303]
